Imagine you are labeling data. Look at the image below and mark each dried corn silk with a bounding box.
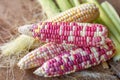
[0,35,35,56]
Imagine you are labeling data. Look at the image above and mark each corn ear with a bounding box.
[32,22,108,47]
[18,43,77,69]
[47,3,99,22]
[34,39,115,77]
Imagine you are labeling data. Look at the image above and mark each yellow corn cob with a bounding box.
[47,3,99,22]
[18,3,99,35]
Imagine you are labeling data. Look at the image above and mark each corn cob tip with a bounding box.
[33,67,44,77]
[113,55,120,62]
[18,24,32,36]
[17,56,30,69]
[17,59,26,69]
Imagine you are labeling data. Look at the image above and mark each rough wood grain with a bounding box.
[0,0,120,80]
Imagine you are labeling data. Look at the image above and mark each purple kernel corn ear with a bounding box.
[17,43,77,69]
[32,22,108,47]
[34,39,115,77]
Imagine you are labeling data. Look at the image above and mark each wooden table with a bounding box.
[0,0,120,80]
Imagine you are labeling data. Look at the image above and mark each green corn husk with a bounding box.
[110,33,120,61]
[55,0,72,11]
[101,1,120,33]
[81,0,87,3]
[86,0,120,44]
[38,0,60,18]
[69,0,81,6]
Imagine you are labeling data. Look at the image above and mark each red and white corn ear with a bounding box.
[18,43,77,69]
[32,22,108,47]
[33,39,115,77]
[18,3,99,35]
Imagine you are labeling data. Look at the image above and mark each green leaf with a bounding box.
[38,0,60,18]
[56,0,72,11]
[101,1,120,33]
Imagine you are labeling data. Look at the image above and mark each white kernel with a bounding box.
[36,51,40,55]
[45,25,48,29]
[73,65,77,71]
[82,51,86,56]
[81,62,85,68]
[100,55,106,61]
[103,44,109,49]
[70,31,73,35]
[59,30,62,35]
[70,55,74,60]
[106,51,112,55]
[100,37,105,44]
[73,26,76,30]
[68,36,71,42]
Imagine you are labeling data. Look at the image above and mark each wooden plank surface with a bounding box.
[0,0,120,80]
